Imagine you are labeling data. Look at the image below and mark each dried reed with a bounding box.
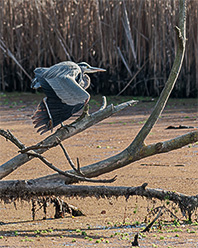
[0,0,197,97]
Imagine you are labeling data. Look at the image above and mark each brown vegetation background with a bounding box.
[0,0,197,97]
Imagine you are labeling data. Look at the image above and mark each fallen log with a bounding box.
[0,181,197,220]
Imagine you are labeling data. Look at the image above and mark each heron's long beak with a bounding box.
[87,66,106,73]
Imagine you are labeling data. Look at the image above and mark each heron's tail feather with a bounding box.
[32,98,84,135]
[32,100,53,135]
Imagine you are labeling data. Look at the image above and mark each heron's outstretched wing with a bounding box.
[43,73,90,106]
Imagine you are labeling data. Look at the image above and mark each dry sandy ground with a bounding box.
[0,93,198,247]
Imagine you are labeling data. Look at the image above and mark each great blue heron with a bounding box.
[31,61,106,134]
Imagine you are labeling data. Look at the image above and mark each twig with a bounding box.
[0,39,32,81]
[98,96,107,111]
[122,1,137,63]
[117,47,132,77]
[58,141,82,174]
[77,158,81,172]
[0,129,25,149]
[25,151,116,184]
[58,138,117,182]
[132,206,164,246]
[20,139,61,153]
[164,206,180,221]
[131,233,139,247]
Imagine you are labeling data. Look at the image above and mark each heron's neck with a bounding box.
[82,74,90,89]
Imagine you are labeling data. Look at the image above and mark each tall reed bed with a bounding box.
[0,0,197,97]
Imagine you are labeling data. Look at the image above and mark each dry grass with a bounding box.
[0,0,197,97]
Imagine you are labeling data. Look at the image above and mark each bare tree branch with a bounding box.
[117,59,148,96]
[20,139,61,153]
[0,39,32,81]
[58,141,85,176]
[98,96,107,111]
[0,99,137,179]
[0,0,187,182]
[142,207,164,233]
[0,129,25,149]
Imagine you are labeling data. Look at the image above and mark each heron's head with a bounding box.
[78,62,106,74]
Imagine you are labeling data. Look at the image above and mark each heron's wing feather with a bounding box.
[34,61,79,79]
[44,74,90,105]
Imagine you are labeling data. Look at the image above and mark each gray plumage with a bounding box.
[31,61,106,134]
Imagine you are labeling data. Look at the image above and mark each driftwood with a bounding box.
[0,181,197,220]
[0,0,196,221]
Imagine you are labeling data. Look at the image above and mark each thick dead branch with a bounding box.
[0,182,197,219]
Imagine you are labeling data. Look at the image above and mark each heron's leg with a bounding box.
[43,97,53,130]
